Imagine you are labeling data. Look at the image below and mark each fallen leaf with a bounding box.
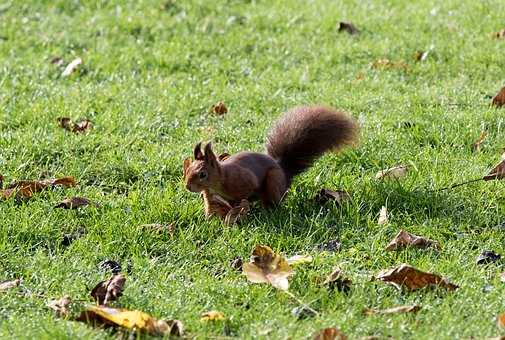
[498,313,505,330]
[476,250,501,265]
[54,196,94,209]
[286,255,313,266]
[77,305,183,336]
[492,86,505,107]
[378,206,389,225]
[140,223,175,237]
[315,189,350,205]
[501,272,505,283]
[375,165,408,180]
[363,305,421,316]
[1,177,76,200]
[243,245,293,291]
[414,50,430,62]
[203,191,233,218]
[315,239,341,252]
[385,230,440,251]
[57,117,93,134]
[292,306,317,319]
[230,257,243,271]
[323,267,352,293]
[371,59,409,71]
[224,199,250,225]
[61,57,83,77]
[338,21,359,35]
[200,310,225,321]
[98,260,122,274]
[313,327,348,340]
[47,296,72,317]
[493,29,505,39]
[50,56,64,66]
[209,101,228,115]
[483,158,505,181]
[376,264,458,291]
[0,278,21,291]
[471,131,487,152]
[90,274,126,305]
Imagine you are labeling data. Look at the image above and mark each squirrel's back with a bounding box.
[265,105,358,183]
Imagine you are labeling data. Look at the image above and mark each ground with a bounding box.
[1,0,505,339]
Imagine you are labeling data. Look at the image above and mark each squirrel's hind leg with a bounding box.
[260,168,287,207]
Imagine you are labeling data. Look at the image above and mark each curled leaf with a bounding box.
[90,274,126,305]
[483,158,505,181]
[338,22,359,35]
[55,196,95,209]
[243,245,293,291]
[476,250,501,265]
[313,327,348,340]
[376,165,408,180]
[200,310,225,321]
[61,57,82,77]
[47,296,72,317]
[315,189,350,205]
[1,177,76,200]
[77,305,183,336]
[323,267,352,293]
[224,199,250,225]
[376,264,458,291]
[386,230,440,251]
[363,305,421,316]
[209,101,228,115]
[0,278,21,291]
[57,117,93,134]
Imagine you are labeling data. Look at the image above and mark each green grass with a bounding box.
[1,0,505,338]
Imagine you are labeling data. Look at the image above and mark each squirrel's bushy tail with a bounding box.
[266,105,358,183]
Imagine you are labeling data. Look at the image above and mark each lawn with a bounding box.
[1,0,505,338]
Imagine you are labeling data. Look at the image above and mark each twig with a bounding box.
[434,178,483,192]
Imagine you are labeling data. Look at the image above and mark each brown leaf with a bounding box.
[243,245,293,291]
[315,189,350,205]
[90,274,126,305]
[57,117,93,134]
[338,22,359,35]
[61,57,82,77]
[77,305,183,336]
[0,278,21,291]
[492,86,505,107]
[371,59,409,71]
[313,327,348,340]
[363,305,421,316]
[224,199,250,225]
[55,196,94,209]
[493,29,505,39]
[483,158,505,181]
[140,223,175,237]
[323,267,352,293]
[375,165,408,180]
[57,117,73,131]
[50,56,64,66]
[200,310,225,321]
[1,177,76,200]
[385,230,440,251]
[230,257,243,271]
[47,296,72,317]
[209,101,228,115]
[471,131,487,152]
[203,191,233,218]
[376,264,458,291]
[414,50,430,62]
[498,313,505,330]
[378,206,389,225]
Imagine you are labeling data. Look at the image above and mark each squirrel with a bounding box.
[183,105,358,217]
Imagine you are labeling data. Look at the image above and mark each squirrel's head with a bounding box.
[183,142,221,193]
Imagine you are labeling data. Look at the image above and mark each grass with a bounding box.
[1,0,505,338]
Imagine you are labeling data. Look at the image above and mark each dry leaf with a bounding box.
[50,56,64,66]
[471,131,487,152]
[203,191,233,218]
[77,305,183,336]
[90,274,126,305]
[498,313,505,330]
[492,86,505,107]
[371,59,409,71]
[338,22,359,35]
[230,257,243,271]
[61,57,82,77]
[378,206,389,225]
[375,165,408,180]
[494,29,505,39]
[54,196,93,209]
[315,239,341,252]
[476,250,501,265]
[315,189,350,205]
[385,230,439,251]
[140,223,175,237]
[57,117,93,134]
[200,310,225,321]
[323,267,352,293]
[313,327,348,340]
[1,177,76,200]
[286,255,313,266]
[0,278,20,291]
[98,260,122,274]
[209,101,228,115]
[224,199,250,225]
[483,158,505,181]
[376,264,458,291]
[414,50,430,62]
[363,305,421,316]
[47,296,72,317]
[243,245,293,291]
[292,305,317,319]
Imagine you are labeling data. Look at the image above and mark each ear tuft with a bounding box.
[183,158,191,178]
[194,142,204,160]
[204,142,217,167]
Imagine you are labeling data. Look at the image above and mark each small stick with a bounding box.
[435,178,483,192]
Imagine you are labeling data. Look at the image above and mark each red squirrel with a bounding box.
[183,105,358,217]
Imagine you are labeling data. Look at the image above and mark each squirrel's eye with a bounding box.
[199,170,208,179]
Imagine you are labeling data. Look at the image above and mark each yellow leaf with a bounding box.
[286,255,313,266]
[200,310,225,321]
[243,245,293,291]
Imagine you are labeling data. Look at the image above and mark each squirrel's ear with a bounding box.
[204,142,218,167]
[194,142,204,160]
[183,158,191,179]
